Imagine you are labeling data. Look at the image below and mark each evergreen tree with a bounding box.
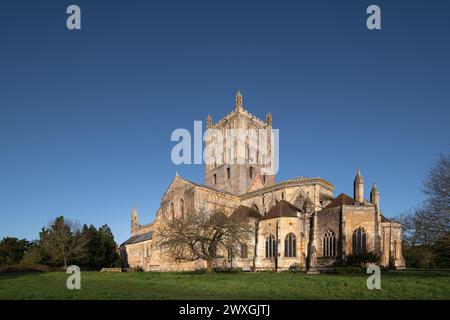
[0,237,28,266]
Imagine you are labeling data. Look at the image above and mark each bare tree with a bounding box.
[422,154,450,237]
[156,207,253,273]
[40,216,87,269]
[398,154,450,245]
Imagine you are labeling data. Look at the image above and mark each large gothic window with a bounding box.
[284,233,296,257]
[323,229,336,257]
[352,227,367,255]
[265,234,276,258]
[293,193,305,209]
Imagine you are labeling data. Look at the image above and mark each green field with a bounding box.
[0,270,449,300]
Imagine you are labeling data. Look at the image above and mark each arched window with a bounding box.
[240,244,248,259]
[265,234,276,258]
[213,174,217,185]
[227,248,233,261]
[281,192,285,200]
[249,167,254,179]
[170,202,175,220]
[179,199,184,218]
[393,240,398,260]
[263,175,266,184]
[227,167,231,179]
[284,233,296,257]
[323,229,336,257]
[352,227,367,255]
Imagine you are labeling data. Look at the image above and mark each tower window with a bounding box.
[227,167,231,179]
[213,174,217,185]
[263,175,266,183]
[249,167,253,179]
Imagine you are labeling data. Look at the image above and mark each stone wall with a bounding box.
[381,221,405,268]
[315,206,341,261]
[342,205,377,256]
[256,217,309,271]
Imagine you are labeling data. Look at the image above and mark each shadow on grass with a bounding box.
[0,271,46,281]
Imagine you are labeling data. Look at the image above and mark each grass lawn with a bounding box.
[0,270,449,300]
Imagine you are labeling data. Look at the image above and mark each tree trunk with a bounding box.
[206,260,214,273]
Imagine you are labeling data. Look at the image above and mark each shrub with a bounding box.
[0,263,53,273]
[288,263,302,273]
[335,266,365,274]
[346,251,381,268]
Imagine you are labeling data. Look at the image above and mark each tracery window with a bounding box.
[323,229,336,257]
[352,227,367,255]
[265,234,276,258]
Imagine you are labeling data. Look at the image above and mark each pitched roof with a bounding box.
[241,176,335,199]
[246,174,266,193]
[260,200,300,220]
[121,232,153,246]
[324,193,355,209]
[231,205,262,220]
[162,175,238,199]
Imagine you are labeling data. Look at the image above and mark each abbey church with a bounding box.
[122,92,405,272]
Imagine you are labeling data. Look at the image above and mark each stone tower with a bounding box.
[370,183,380,208]
[131,207,139,234]
[204,91,276,195]
[354,169,364,203]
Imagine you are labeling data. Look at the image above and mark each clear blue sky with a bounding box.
[0,0,449,244]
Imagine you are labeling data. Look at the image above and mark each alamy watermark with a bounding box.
[66,265,81,290]
[170,121,280,175]
[65,5,382,31]
[366,264,381,290]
